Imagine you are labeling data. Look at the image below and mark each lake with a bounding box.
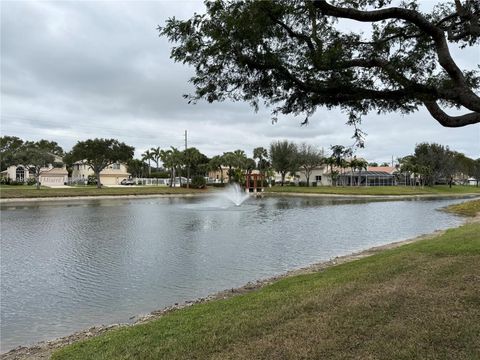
[0,194,470,351]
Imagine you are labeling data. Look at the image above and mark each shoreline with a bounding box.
[3,212,478,360]
[0,193,210,204]
[264,191,480,199]
[1,191,479,204]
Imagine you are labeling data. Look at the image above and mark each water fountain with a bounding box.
[219,183,250,206]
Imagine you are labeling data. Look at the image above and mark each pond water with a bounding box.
[0,194,471,351]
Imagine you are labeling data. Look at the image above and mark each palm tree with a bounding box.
[348,158,358,186]
[232,150,248,182]
[170,147,183,186]
[209,155,225,184]
[253,146,269,183]
[356,159,368,186]
[324,156,336,186]
[141,150,153,176]
[159,149,174,186]
[222,152,237,183]
[182,147,203,188]
[150,147,161,171]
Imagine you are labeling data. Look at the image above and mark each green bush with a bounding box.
[0,177,10,185]
[26,177,37,186]
[8,180,23,186]
[191,175,207,189]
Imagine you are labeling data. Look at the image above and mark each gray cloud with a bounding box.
[1,0,479,162]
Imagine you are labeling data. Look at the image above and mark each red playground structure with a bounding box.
[245,173,265,197]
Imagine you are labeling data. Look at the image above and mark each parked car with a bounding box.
[120,179,135,185]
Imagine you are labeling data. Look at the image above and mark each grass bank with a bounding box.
[444,199,480,217]
[52,221,480,360]
[266,184,480,196]
[2,185,479,200]
[0,185,206,199]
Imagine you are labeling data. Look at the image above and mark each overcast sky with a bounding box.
[1,0,479,163]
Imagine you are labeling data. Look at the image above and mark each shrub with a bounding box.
[26,178,37,186]
[0,177,10,185]
[191,175,207,189]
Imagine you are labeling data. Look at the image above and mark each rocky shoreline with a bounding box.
[3,220,471,360]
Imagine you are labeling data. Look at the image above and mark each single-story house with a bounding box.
[296,165,332,186]
[338,170,396,186]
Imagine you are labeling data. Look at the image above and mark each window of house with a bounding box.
[315,175,322,181]
[16,167,25,182]
[112,163,120,170]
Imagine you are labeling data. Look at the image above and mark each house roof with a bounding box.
[367,166,396,174]
[40,167,68,176]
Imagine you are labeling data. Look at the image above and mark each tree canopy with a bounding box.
[69,138,134,188]
[270,140,298,185]
[399,142,479,186]
[297,143,324,186]
[161,0,480,144]
[16,142,56,189]
[0,136,24,171]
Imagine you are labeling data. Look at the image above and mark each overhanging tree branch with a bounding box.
[424,101,480,127]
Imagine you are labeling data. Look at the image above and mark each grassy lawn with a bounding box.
[52,221,480,360]
[266,185,480,196]
[2,184,479,199]
[0,185,206,199]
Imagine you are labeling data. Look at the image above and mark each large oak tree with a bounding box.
[69,138,134,188]
[160,0,480,142]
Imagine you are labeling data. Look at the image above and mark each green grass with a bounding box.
[2,184,478,199]
[52,222,480,360]
[444,199,480,217]
[0,185,206,199]
[266,185,480,196]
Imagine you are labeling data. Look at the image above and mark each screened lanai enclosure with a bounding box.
[338,171,396,186]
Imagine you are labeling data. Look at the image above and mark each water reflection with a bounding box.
[0,195,472,351]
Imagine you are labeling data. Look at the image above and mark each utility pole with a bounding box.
[185,130,190,188]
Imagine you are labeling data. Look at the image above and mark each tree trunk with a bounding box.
[187,166,190,189]
[95,170,102,188]
[281,172,286,186]
[35,171,40,190]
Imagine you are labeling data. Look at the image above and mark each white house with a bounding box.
[72,161,130,186]
[296,165,332,186]
[1,155,68,187]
